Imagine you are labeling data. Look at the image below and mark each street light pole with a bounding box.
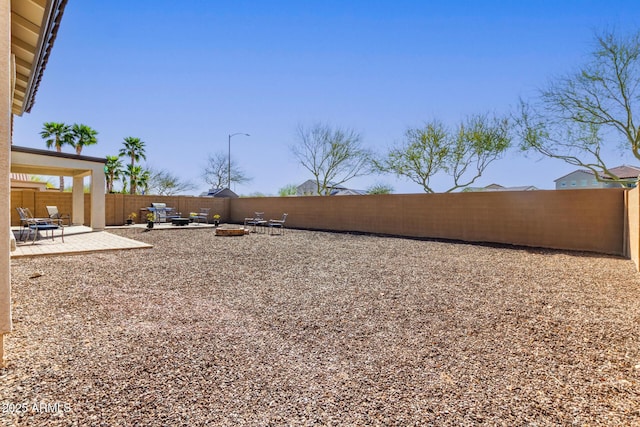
[228,132,250,189]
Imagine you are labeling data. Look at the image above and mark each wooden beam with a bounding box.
[12,12,40,35]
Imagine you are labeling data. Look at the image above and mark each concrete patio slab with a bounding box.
[10,226,152,258]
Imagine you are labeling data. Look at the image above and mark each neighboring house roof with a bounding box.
[200,188,239,198]
[607,165,640,179]
[553,169,594,182]
[464,184,538,192]
[12,0,69,115]
[330,188,366,196]
[296,179,316,189]
[554,165,640,182]
[297,179,363,195]
[10,173,47,191]
[10,173,29,181]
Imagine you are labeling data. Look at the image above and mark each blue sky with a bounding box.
[12,0,640,195]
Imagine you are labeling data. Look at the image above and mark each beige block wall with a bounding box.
[11,192,230,226]
[627,186,640,269]
[11,190,74,224]
[10,188,634,258]
[233,189,626,255]
[105,194,229,225]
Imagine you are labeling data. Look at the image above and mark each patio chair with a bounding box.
[46,205,71,226]
[165,207,182,222]
[268,213,288,235]
[16,207,41,241]
[194,208,210,225]
[244,212,267,233]
[16,207,64,244]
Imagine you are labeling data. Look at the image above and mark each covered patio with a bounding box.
[10,145,107,230]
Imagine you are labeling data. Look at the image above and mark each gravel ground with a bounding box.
[2,227,640,426]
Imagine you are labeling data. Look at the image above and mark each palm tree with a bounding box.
[138,169,151,195]
[71,123,98,155]
[125,164,143,195]
[119,137,147,194]
[40,122,71,191]
[104,155,123,193]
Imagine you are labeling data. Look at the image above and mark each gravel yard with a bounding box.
[2,227,640,426]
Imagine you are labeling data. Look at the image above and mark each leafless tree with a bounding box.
[202,151,251,189]
[146,167,195,195]
[291,123,371,195]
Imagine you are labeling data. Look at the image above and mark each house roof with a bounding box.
[200,188,239,198]
[9,173,47,190]
[463,184,538,192]
[11,0,68,115]
[297,179,364,196]
[10,173,29,181]
[554,165,640,182]
[607,165,640,179]
[330,188,366,196]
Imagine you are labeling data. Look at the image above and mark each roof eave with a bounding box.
[14,0,68,116]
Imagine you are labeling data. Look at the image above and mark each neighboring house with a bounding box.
[10,173,48,191]
[296,179,319,196]
[329,188,366,196]
[555,165,640,190]
[200,188,239,198]
[463,184,538,192]
[296,179,365,196]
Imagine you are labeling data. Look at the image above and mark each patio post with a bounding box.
[90,166,105,230]
[72,175,84,225]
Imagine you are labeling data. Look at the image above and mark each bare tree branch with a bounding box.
[291,123,371,195]
[517,29,640,182]
[203,152,252,189]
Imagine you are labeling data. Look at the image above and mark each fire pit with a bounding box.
[171,218,191,226]
[215,227,249,236]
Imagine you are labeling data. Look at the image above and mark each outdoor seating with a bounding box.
[194,208,210,225]
[46,205,71,226]
[268,213,288,235]
[16,207,47,241]
[16,207,64,244]
[244,212,267,233]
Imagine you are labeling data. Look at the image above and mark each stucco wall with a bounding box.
[1,0,10,358]
[11,191,230,226]
[233,189,626,255]
[627,186,640,269]
[10,188,631,256]
[104,194,229,225]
